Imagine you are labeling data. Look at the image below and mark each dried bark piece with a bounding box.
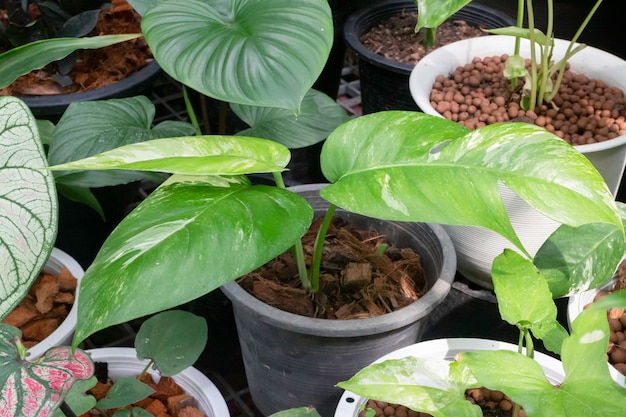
[178,406,206,417]
[342,262,372,290]
[2,306,39,327]
[167,394,197,415]
[21,318,59,341]
[252,279,315,317]
[145,398,169,417]
[57,267,77,291]
[151,376,185,402]
[34,274,60,314]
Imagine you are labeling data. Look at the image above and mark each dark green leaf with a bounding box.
[135,310,208,376]
[141,0,333,113]
[96,377,154,410]
[232,89,351,149]
[415,0,471,31]
[0,34,142,89]
[52,377,98,417]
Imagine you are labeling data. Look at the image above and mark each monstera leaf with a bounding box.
[0,97,57,319]
[139,0,333,113]
[0,324,94,417]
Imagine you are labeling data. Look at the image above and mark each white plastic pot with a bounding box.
[567,277,626,387]
[26,247,84,359]
[87,347,229,417]
[408,36,626,288]
[334,338,565,417]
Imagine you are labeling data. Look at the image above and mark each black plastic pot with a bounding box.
[343,0,515,114]
[221,184,456,417]
[17,61,162,122]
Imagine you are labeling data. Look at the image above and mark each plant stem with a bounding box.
[308,203,337,293]
[525,0,538,110]
[182,86,202,136]
[272,172,312,291]
[538,0,554,107]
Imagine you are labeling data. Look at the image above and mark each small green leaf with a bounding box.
[415,0,472,31]
[503,54,528,79]
[52,377,98,417]
[135,310,208,376]
[485,27,548,45]
[96,377,155,410]
[0,97,57,320]
[0,35,142,89]
[232,89,351,149]
[492,250,567,354]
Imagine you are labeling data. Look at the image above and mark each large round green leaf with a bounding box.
[0,97,57,319]
[72,181,313,345]
[141,0,333,113]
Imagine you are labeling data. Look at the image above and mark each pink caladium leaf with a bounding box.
[0,324,94,417]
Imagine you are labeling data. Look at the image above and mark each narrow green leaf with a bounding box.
[72,180,313,344]
[485,27,548,45]
[141,0,333,113]
[0,97,57,319]
[135,310,208,376]
[492,250,568,354]
[96,377,154,410]
[232,89,351,149]
[50,135,292,176]
[320,112,620,254]
[0,34,142,89]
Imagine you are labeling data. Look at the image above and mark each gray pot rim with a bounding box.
[221,184,456,338]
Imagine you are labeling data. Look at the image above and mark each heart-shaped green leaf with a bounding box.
[0,324,94,417]
[140,0,333,113]
[72,179,312,344]
[96,377,155,410]
[135,310,208,376]
[0,97,57,319]
[232,89,351,149]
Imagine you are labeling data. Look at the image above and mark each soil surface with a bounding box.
[429,56,626,145]
[0,0,152,96]
[238,216,428,320]
[359,11,488,66]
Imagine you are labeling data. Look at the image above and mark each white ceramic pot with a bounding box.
[25,247,84,359]
[408,35,626,288]
[87,347,229,417]
[567,277,626,387]
[334,337,565,417]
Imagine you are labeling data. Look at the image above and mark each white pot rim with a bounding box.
[87,347,229,417]
[334,337,564,417]
[25,247,84,359]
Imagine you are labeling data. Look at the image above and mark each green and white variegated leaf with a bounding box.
[415,0,471,31]
[492,250,568,355]
[0,324,94,417]
[72,178,313,344]
[48,96,196,188]
[232,89,351,149]
[50,135,291,176]
[337,357,481,417]
[462,297,626,417]
[320,111,621,255]
[0,97,57,319]
[535,222,624,297]
[0,35,142,89]
[140,0,333,113]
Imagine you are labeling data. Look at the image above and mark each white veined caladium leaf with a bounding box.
[0,97,57,319]
[0,324,94,417]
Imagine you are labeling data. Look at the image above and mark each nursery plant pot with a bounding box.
[86,347,229,417]
[567,274,626,387]
[343,0,514,114]
[334,338,565,417]
[24,247,84,360]
[220,183,457,417]
[15,61,162,122]
[409,35,626,289]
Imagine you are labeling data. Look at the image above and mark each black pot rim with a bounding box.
[16,60,162,117]
[344,0,516,74]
